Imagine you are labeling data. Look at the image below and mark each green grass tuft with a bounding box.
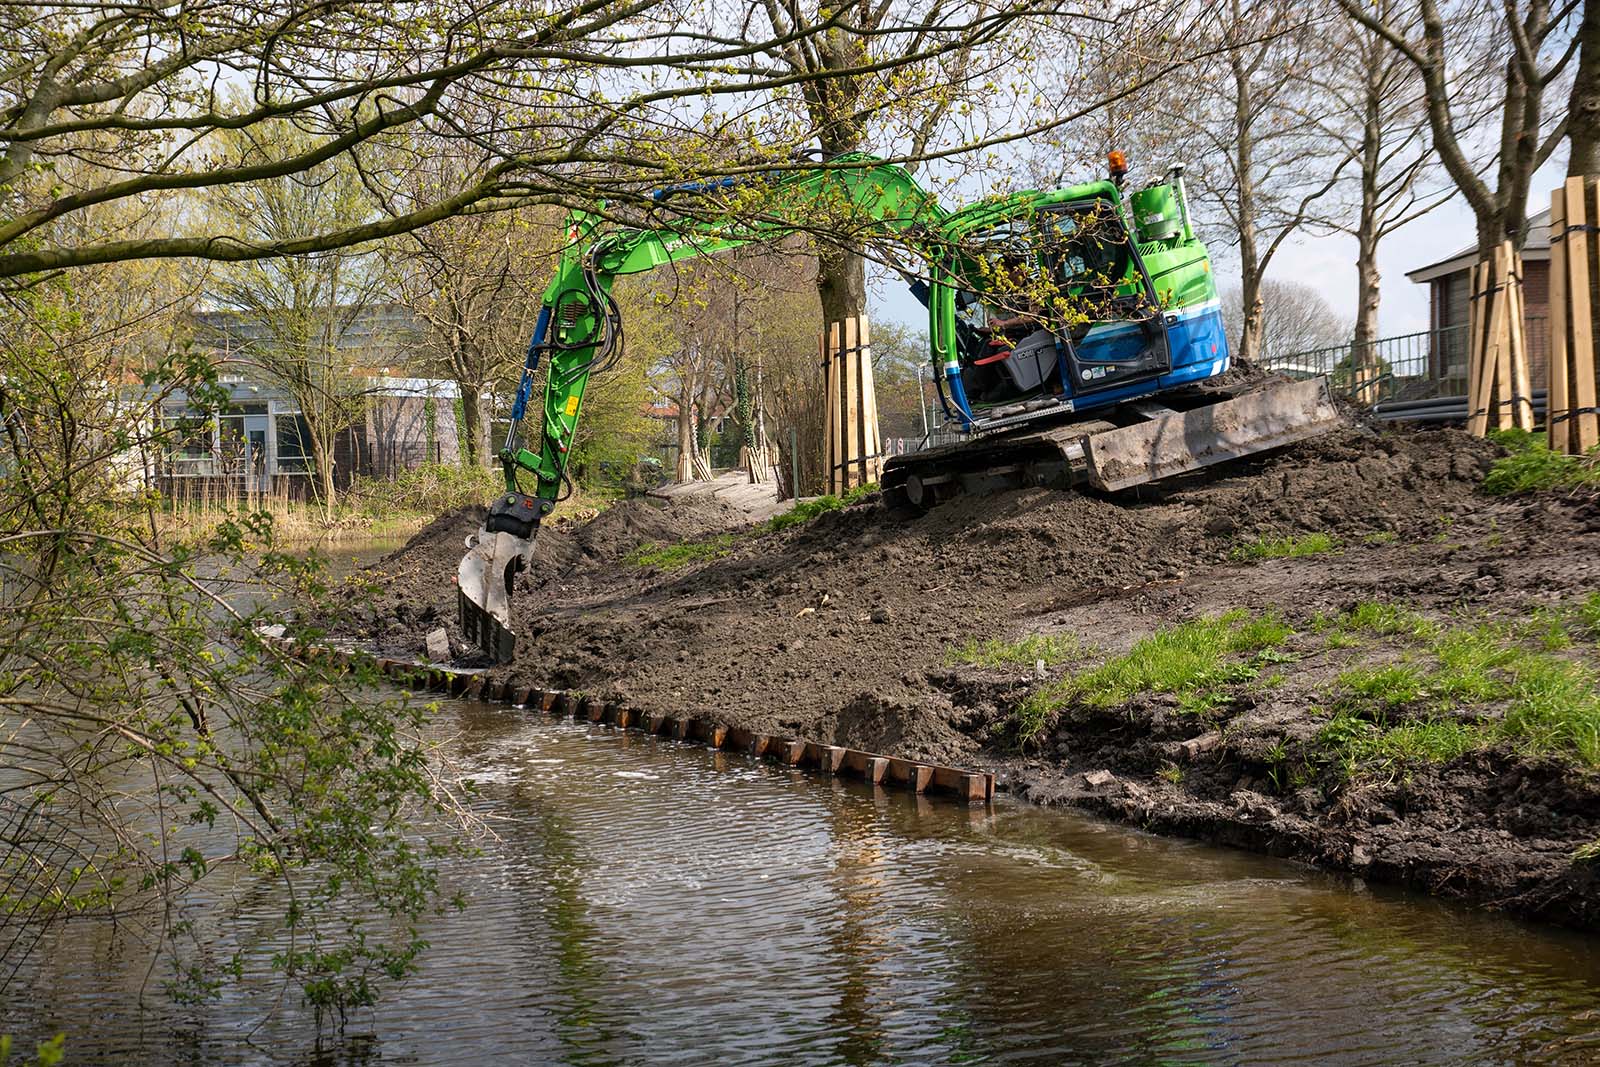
[1482,429,1600,496]
[1335,601,1439,640]
[1002,611,1294,745]
[1010,683,1069,747]
[1230,531,1338,561]
[1064,610,1292,711]
[948,632,1080,668]
[627,533,735,569]
[764,483,877,532]
[1322,613,1600,772]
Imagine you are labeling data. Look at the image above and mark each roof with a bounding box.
[1405,208,1550,284]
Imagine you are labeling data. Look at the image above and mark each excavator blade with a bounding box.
[1079,377,1342,492]
[883,376,1343,510]
[456,497,542,664]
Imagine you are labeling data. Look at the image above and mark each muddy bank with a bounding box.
[328,425,1600,928]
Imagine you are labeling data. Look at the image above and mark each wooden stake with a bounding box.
[820,314,885,493]
[1550,183,1573,452]
[1568,177,1599,453]
[1467,259,1494,437]
[1504,242,1535,431]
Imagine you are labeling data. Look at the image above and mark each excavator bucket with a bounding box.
[456,495,543,664]
[1079,377,1342,492]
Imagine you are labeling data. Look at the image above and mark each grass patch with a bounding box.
[1482,429,1600,496]
[1230,531,1338,560]
[764,483,877,533]
[1322,616,1600,772]
[1578,592,1600,640]
[1070,611,1293,712]
[627,533,735,569]
[1317,712,1481,770]
[1005,611,1294,745]
[948,632,1080,668]
[1334,600,1438,640]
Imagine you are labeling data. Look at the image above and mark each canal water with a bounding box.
[6,695,1599,1066]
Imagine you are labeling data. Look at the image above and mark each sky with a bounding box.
[869,151,1572,341]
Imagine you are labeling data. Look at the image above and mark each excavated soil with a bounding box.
[327,424,1600,930]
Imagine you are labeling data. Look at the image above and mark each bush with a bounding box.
[348,463,502,517]
[1482,430,1600,496]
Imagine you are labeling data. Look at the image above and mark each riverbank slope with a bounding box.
[328,424,1600,929]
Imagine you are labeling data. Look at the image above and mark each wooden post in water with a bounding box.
[1549,177,1600,454]
[1465,240,1536,436]
[821,315,883,495]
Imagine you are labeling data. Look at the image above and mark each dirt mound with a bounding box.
[321,422,1600,927]
[338,495,753,642]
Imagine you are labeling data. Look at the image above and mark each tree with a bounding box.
[0,0,1033,281]
[204,125,385,519]
[391,169,559,467]
[1306,0,1445,367]
[1337,0,1576,259]
[1569,0,1600,176]
[750,0,1033,325]
[1223,279,1352,362]
[1,255,465,1017]
[870,320,933,445]
[1173,0,1349,366]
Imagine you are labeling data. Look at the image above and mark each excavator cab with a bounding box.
[938,193,1176,423]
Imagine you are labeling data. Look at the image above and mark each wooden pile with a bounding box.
[1465,240,1536,435]
[821,315,884,494]
[1549,176,1600,454]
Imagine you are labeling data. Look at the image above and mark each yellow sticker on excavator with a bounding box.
[565,396,580,416]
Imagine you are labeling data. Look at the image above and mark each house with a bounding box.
[154,306,461,501]
[1404,209,1553,392]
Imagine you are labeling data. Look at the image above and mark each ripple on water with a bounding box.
[7,703,1600,1066]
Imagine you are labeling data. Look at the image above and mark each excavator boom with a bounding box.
[456,154,1342,662]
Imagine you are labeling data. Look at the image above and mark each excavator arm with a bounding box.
[458,156,946,661]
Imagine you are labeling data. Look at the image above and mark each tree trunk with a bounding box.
[460,384,487,466]
[818,247,868,323]
[675,392,694,482]
[1229,10,1263,367]
[309,431,337,523]
[1352,229,1383,401]
[1570,1,1600,177]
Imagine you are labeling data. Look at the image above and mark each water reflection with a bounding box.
[7,698,1599,1066]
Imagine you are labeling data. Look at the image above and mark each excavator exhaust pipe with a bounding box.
[456,493,543,664]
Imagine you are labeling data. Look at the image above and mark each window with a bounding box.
[275,413,312,474]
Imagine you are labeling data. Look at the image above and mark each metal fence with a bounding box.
[1261,315,1550,406]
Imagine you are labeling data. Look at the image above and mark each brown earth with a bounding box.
[327,424,1600,930]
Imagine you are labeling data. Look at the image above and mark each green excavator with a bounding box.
[456,153,1340,662]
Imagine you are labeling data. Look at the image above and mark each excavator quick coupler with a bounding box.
[456,492,542,664]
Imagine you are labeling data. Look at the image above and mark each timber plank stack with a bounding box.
[822,315,884,495]
[1549,176,1600,455]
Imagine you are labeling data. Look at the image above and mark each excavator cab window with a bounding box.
[1035,200,1137,328]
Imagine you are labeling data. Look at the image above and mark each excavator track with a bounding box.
[882,376,1340,511]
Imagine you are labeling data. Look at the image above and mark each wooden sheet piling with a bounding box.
[260,632,995,805]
